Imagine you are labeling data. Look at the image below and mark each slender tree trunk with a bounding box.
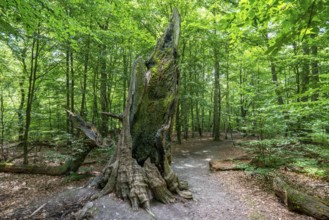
[0,92,5,160]
[66,46,71,135]
[293,42,301,103]
[18,54,28,145]
[195,98,202,137]
[100,45,109,137]
[311,36,319,101]
[201,49,205,133]
[92,62,99,125]
[225,44,230,139]
[80,37,90,118]
[270,60,284,105]
[209,90,213,132]
[123,48,128,112]
[47,92,52,131]
[70,51,75,133]
[180,42,189,140]
[193,47,202,137]
[175,99,182,144]
[194,85,202,137]
[188,46,195,138]
[239,65,248,130]
[265,33,284,105]
[182,84,189,139]
[18,70,26,144]
[190,98,194,137]
[213,45,220,141]
[301,44,310,102]
[23,33,40,164]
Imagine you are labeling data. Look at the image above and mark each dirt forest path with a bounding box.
[171,137,251,219]
[170,136,312,220]
[1,136,314,219]
[84,136,312,220]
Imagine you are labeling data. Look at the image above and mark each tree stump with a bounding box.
[79,8,192,216]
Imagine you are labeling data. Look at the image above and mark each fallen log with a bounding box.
[0,162,74,175]
[0,112,103,176]
[209,157,250,171]
[0,142,95,176]
[273,176,329,219]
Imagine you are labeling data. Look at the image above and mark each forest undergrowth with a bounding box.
[237,137,329,201]
[1,134,328,219]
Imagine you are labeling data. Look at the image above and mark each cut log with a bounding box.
[209,155,251,171]
[273,176,329,219]
[209,159,249,171]
[209,160,245,171]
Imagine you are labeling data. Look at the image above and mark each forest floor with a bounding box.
[1,135,327,219]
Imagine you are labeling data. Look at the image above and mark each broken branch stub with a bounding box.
[67,110,103,147]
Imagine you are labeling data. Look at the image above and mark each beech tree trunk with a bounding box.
[84,9,192,214]
[213,44,220,141]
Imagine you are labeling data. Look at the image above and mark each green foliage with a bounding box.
[244,139,329,179]
[92,145,114,158]
[0,0,328,167]
[244,166,275,177]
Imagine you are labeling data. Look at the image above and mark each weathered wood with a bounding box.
[209,160,245,171]
[209,158,250,171]
[0,163,69,175]
[67,110,103,147]
[273,176,329,219]
[77,9,191,218]
[0,142,95,175]
[101,112,123,121]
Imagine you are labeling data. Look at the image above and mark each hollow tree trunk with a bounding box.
[86,9,192,215]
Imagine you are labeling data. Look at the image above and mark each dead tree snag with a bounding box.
[79,9,192,215]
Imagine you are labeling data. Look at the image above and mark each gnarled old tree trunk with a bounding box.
[80,9,191,214]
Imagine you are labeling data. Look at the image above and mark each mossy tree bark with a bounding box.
[273,176,329,219]
[87,9,192,214]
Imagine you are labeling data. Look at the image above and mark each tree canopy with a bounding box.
[0,0,328,170]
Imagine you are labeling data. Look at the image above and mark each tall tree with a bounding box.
[213,44,221,141]
[23,29,41,164]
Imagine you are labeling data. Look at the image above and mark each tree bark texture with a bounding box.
[213,45,220,141]
[100,44,109,137]
[273,176,329,219]
[23,32,40,164]
[87,9,192,214]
